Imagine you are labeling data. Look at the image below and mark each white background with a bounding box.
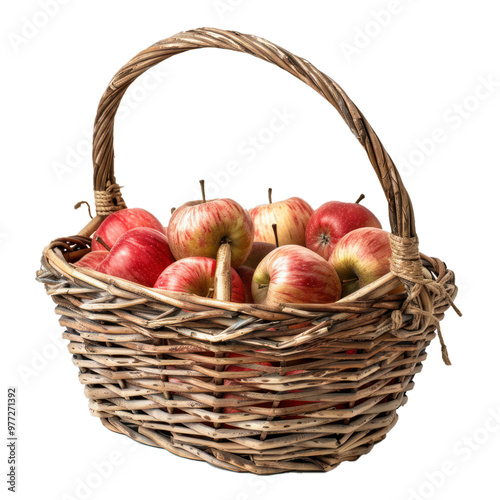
[2,1,499,499]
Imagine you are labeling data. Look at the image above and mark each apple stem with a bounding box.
[170,207,176,214]
[268,188,273,204]
[272,223,279,247]
[355,194,365,204]
[200,180,206,203]
[95,236,111,252]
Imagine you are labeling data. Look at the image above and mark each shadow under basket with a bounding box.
[37,28,459,474]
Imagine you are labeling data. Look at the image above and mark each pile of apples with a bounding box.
[76,184,400,305]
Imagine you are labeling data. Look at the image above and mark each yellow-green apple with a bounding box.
[242,241,276,269]
[92,208,166,251]
[249,190,314,246]
[96,227,175,287]
[252,245,341,306]
[305,200,382,260]
[75,250,108,270]
[167,198,254,269]
[329,227,404,296]
[236,266,254,303]
[154,256,245,303]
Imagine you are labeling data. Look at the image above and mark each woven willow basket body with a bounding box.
[38,28,458,474]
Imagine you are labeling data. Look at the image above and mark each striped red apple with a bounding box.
[92,208,166,251]
[167,186,254,269]
[252,245,341,306]
[154,256,245,303]
[96,227,175,287]
[329,227,404,296]
[249,189,313,246]
[305,198,382,260]
[75,250,108,270]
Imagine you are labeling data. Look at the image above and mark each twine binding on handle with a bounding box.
[389,234,461,364]
[94,182,127,216]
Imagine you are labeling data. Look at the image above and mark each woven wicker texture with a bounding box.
[38,28,458,474]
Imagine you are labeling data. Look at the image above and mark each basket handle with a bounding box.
[89,28,419,265]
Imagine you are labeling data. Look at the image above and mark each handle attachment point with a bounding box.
[94,182,127,217]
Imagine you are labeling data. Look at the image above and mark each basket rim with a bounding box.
[40,235,455,321]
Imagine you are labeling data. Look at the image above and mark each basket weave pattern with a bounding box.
[38,28,457,474]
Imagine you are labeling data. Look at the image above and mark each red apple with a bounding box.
[329,227,404,296]
[75,250,108,270]
[249,191,314,246]
[242,241,277,269]
[92,208,166,251]
[154,256,245,303]
[252,245,341,307]
[236,266,254,303]
[167,198,254,269]
[305,200,382,260]
[96,227,174,287]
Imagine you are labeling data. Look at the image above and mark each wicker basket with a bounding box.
[38,28,459,474]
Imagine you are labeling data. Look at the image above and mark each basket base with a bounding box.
[99,412,398,474]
